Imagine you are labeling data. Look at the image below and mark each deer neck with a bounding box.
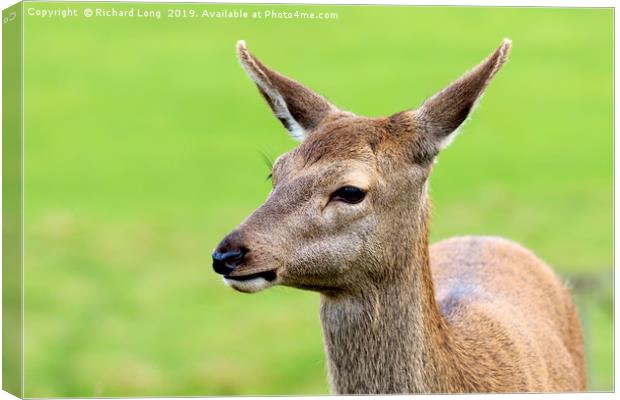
[319,206,469,394]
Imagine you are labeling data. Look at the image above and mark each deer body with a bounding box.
[212,39,587,393]
[322,236,586,393]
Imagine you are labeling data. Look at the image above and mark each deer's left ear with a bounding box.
[236,40,339,141]
[409,39,512,152]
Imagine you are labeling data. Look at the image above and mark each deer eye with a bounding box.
[330,186,367,204]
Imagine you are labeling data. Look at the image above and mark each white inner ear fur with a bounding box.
[437,127,461,150]
[237,43,306,141]
[435,96,483,151]
[272,96,305,141]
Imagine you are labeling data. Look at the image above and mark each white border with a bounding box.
[0,1,616,400]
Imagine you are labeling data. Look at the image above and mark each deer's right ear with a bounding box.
[407,39,512,155]
[236,41,338,141]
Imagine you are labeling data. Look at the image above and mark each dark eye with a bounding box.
[330,186,367,204]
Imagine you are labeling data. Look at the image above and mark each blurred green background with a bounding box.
[21,3,612,396]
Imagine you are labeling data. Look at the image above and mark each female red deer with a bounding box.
[212,39,586,394]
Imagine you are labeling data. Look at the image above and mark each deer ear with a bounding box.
[412,39,512,151]
[236,40,338,141]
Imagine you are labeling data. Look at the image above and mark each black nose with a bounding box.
[212,248,246,275]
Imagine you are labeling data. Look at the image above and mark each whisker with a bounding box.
[258,150,274,181]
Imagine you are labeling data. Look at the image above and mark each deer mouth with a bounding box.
[223,269,279,293]
[224,269,277,282]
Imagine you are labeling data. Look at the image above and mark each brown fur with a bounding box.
[215,40,587,393]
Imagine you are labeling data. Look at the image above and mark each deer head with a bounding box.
[213,40,511,294]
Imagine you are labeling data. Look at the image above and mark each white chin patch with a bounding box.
[223,276,275,293]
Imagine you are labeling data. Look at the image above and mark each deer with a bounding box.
[212,39,587,394]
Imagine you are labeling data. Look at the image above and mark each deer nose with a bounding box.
[212,248,246,275]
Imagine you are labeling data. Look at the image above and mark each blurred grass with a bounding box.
[21,4,612,396]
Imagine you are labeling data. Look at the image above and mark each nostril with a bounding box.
[212,248,247,275]
[223,250,244,264]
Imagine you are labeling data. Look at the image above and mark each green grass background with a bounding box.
[21,3,612,396]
